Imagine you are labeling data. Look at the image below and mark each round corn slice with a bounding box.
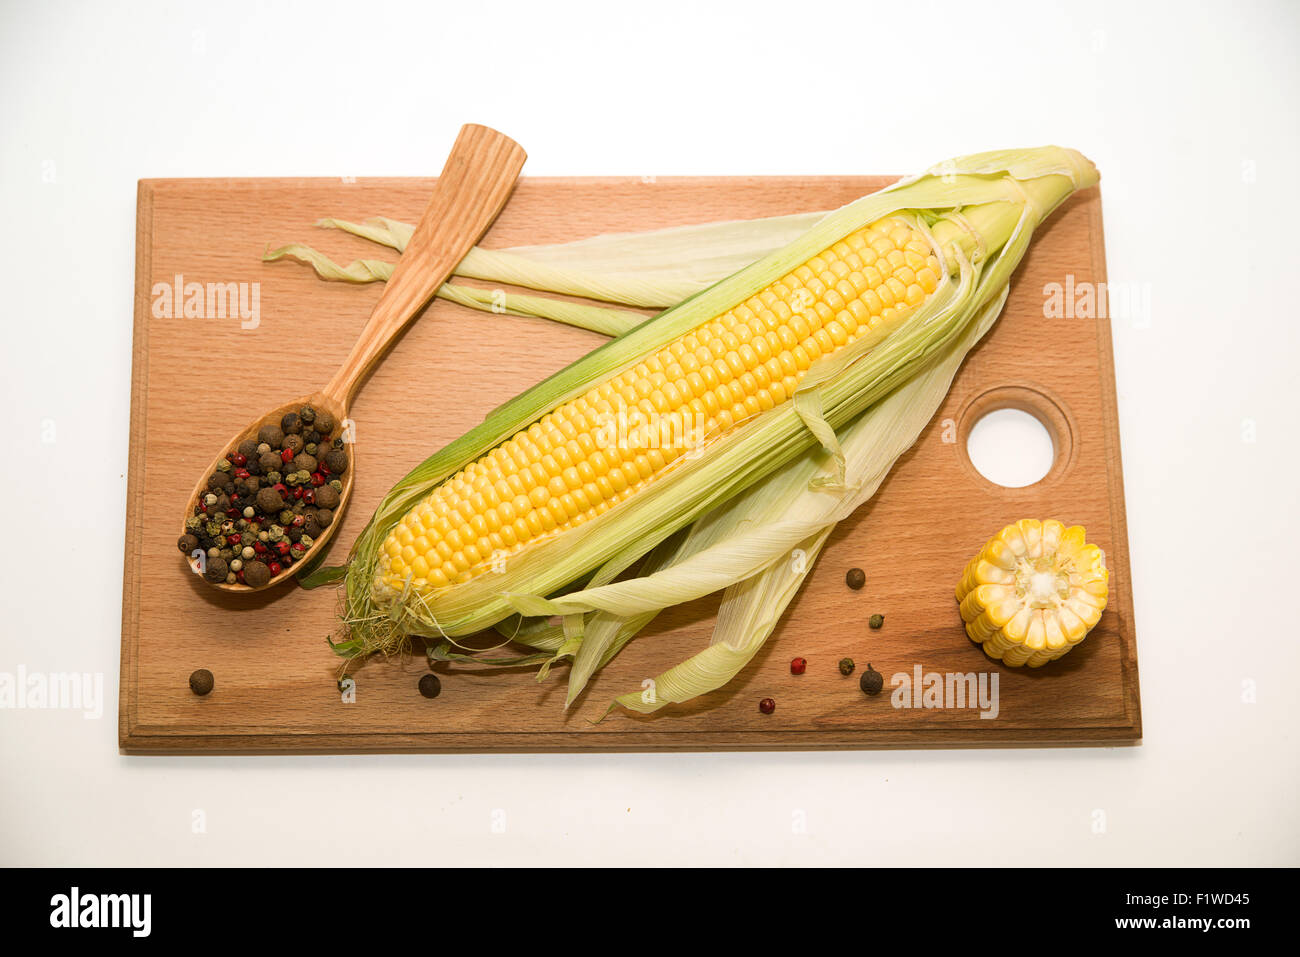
[955,519,1108,667]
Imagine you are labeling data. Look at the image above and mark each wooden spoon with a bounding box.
[182,124,527,592]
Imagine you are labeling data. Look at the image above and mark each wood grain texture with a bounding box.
[120,175,1141,753]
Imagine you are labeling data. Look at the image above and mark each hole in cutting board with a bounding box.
[965,408,1055,488]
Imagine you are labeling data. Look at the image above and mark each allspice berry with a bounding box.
[257,424,285,448]
[313,484,339,510]
[177,533,199,555]
[189,669,214,696]
[203,556,228,584]
[323,449,349,476]
[207,471,232,493]
[313,410,335,434]
[282,433,305,455]
[860,663,884,696]
[258,451,282,474]
[237,438,260,460]
[315,507,333,527]
[255,486,285,514]
[298,405,317,426]
[280,411,302,435]
[418,674,442,699]
[292,453,318,474]
[845,567,866,590]
[242,560,271,588]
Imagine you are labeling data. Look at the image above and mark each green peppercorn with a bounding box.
[845,567,866,590]
[216,458,232,473]
[838,657,855,676]
[860,663,884,696]
[304,442,318,457]
[279,508,295,525]
[328,479,343,492]
[869,614,884,629]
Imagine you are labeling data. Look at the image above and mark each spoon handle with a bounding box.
[322,124,527,406]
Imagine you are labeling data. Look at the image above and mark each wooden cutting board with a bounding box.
[120,174,1141,753]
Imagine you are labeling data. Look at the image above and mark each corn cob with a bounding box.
[375,216,942,598]
[322,146,1099,657]
[956,519,1108,667]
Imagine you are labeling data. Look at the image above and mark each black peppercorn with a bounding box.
[298,405,316,426]
[189,669,214,696]
[281,412,302,435]
[868,614,884,629]
[418,674,442,699]
[860,664,884,696]
[846,567,866,590]
[207,471,232,493]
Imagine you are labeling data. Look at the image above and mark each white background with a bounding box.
[2,0,1296,866]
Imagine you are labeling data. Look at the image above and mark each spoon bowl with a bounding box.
[182,390,354,591]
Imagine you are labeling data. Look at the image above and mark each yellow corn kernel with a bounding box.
[374,215,944,597]
[955,520,1109,667]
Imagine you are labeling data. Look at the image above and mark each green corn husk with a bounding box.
[601,287,1009,714]
[264,210,823,337]
[313,147,1097,672]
